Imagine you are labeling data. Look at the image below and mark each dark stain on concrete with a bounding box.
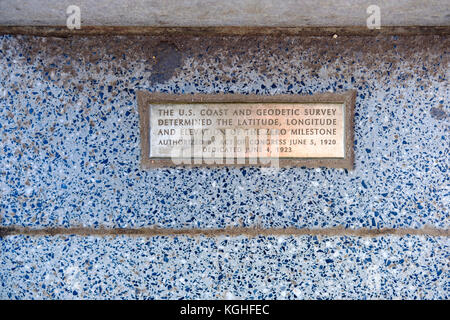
[430,106,448,120]
[0,227,15,238]
[149,41,183,84]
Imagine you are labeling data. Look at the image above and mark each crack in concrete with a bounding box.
[0,226,448,238]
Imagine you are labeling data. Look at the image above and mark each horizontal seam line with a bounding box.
[1,226,449,238]
[0,26,449,37]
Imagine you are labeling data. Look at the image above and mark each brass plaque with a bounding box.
[138,91,355,169]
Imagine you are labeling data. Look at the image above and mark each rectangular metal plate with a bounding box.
[138,91,355,169]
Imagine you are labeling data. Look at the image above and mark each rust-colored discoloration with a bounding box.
[137,90,355,169]
[0,26,449,37]
[1,33,447,94]
[0,226,448,238]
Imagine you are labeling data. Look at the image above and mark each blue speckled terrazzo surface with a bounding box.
[0,34,449,299]
[0,35,448,229]
[1,235,448,299]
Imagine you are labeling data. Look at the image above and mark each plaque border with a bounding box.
[137,90,356,169]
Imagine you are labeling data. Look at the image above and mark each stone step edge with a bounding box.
[0,25,449,37]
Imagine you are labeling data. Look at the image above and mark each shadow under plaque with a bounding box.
[137,91,356,169]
